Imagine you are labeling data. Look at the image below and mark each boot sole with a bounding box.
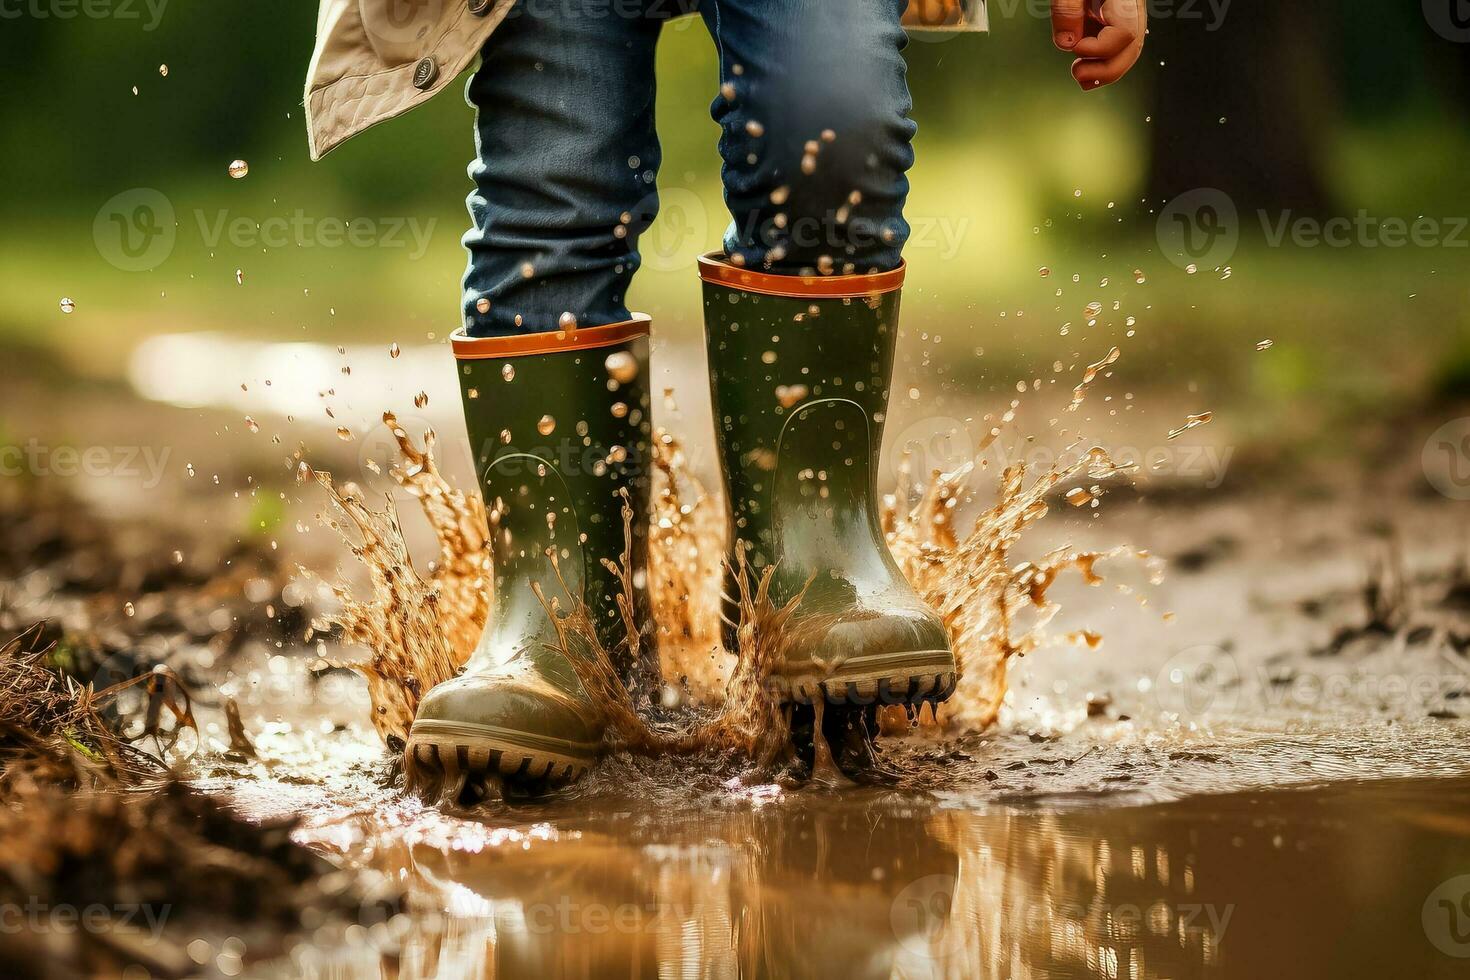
[770,652,958,707]
[405,720,599,789]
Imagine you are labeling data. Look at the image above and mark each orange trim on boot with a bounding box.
[450,314,651,360]
[697,252,905,298]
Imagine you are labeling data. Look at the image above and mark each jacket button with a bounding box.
[412,57,439,90]
[468,0,491,14]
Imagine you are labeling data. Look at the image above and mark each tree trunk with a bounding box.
[1144,1,1336,216]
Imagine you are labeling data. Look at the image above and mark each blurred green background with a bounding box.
[2,1,1469,460]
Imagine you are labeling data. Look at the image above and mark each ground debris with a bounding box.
[0,623,395,976]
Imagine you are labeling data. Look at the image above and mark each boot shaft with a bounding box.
[698,256,955,706]
[452,320,655,683]
[699,258,903,577]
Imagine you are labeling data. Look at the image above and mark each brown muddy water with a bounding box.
[8,341,1470,978]
[216,737,1470,979]
[200,412,1470,979]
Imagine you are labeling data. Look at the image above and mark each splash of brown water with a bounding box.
[646,432,730,703]
[883,448,1159,732]
[308,414,487,745]
[316,415,1152,755]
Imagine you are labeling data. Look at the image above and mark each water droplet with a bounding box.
[158,64,169,77]
[1185,263,1199,275]
[389,342,401,358]
[1066,487,1094,507]
[501,363,516,382]
[228,159,249,179]
[775,384,809,408]
[761,350,777,364]
[821,128,836,143]
[467,387,480,399]
[745,120,765,137]
[244,416,259,433]
[537,414,556,435]
[1167,412,1214,440]
[720,81,736,101]
[1255,339,1274,352]
[607,445,628,463]
[1038,267,1050,278]
[475,297,492,314]
[171,550,184,564]
[124,601,136,617]
[1133,269,1147,284]
[337,426,354,441]
[1084,301,1103,319]
[611,402,629,419]
[235,268,244,285]
[186,462,195,477]
[59,297,75,314]
[414,391,429,408]
[604,351,638,383]
[558,312,578,331]
[520,262,535,279]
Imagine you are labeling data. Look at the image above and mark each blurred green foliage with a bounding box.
[1,0,1468,433]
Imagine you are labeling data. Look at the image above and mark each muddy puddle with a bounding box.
[6,341,1470,978]
[211,730,1470,979]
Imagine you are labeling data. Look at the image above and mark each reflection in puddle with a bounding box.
[273,771,1470,979]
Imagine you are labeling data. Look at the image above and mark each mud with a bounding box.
[3,350,1470,977]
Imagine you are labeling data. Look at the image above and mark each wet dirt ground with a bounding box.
[5,344,1470,977]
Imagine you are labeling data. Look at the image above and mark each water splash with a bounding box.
[313,411,1153,761]
[883,448,1159,732]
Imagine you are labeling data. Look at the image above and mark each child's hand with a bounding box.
[1050,0,1147,90]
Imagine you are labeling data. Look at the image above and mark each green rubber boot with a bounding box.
[406,317,654,790]
[699,255,956,707]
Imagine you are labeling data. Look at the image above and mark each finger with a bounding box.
[1070,25,1135,59]
[1071,47,1143,89]
[1051,0,1086,50]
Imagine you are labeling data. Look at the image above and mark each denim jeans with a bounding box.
[461,0,917,337]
